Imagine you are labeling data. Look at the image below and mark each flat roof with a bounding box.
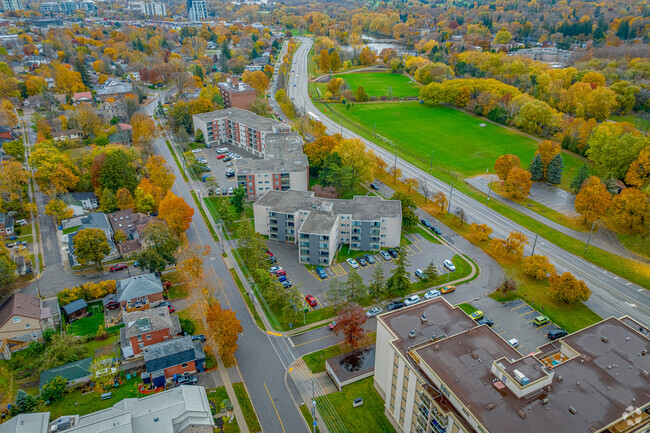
[411,315,650,433]
[235,132,308,174]
[193,107,283,131]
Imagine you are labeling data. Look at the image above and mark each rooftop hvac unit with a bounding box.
[513,369,529,385]
[409,329,416,338]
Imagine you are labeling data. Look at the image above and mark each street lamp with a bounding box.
[584,222,596,255]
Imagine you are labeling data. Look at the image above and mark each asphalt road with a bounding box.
[286,37,650,326]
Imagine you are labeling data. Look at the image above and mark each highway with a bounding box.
[286,37,650,326]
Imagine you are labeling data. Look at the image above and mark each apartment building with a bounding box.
[1,0,24,11]
[236,132,309,199]
[374,297,650,433]
[254,190,402,265]
[187,0,206,21]
[140,2,166,16]
[192,108,291,157]
[218,77,257,109]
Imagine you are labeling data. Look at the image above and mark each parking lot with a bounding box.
[191,144,259,195]
[470,297,565,355]
[264,231,459,311]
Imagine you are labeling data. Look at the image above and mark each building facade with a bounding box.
[235,132,308,199]
[192,108,291,157]
[144,336,205,383]
[0,213,14,237]
[217,77,257,109]
[374,298,650,433]
[140,2,166,16]
[254,190,402,265]
[2,0,24,11]
[0,294,43,357]
[187,0,206,21]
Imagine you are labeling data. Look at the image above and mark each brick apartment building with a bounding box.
[217,77,256,109]
[120,307,181,358]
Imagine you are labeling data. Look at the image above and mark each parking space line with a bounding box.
[510,304,526,311]
[519,310,536,317]
[331,264,346,277]
[410,243,423,253]
[497,330,507,335]
[536,323,552,330]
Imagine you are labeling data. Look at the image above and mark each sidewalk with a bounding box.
[286,358,334,433]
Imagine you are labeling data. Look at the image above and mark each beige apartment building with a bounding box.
[254,190,402,265]
[374,297,650,433]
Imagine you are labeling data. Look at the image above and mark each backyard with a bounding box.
[67,302,105,337]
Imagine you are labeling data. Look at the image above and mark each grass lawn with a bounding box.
[232,382,261,433]
[458,303,477,315]
[609,114,650,132]
[617,232,650,261]
[68,304,104,337]
[229,268,266,331]
[166,284,189,300]
[62,225,80,235]
[490,265,602,333]
[166,140,189,182]
[336,244,377,263]
[321,101,584,191]
[405,225,441,244]
[317,377,397,433]
[299,404,322,433]
[207,388,241,433]
[178,308,206,335]
[337,72,420,98]
[190,191,219,241]
[303,333,377,373]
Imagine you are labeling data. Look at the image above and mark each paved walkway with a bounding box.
[466,175,650,264]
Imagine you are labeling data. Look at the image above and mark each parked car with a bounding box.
[404,295,421,306]
[477,317,494,327]
[105,300,120,310]
[305,295,317,307]
[533,315,550,327]
[224,156,233,162]
[110,263,127,272]
[269,265,284,274]
[228,187,233,195]
[424,290,440,300]
[470,310,484,320]
[364,254,375,264]
[266,255,278,264]
[278,274,288,283]
[388,249,399,258]
[370,183,379,190]
[217,148,228,154]
[365,307,382,317]
[356,256,367,266]
[192,334,206,342]
[379,251,392,261]
[508,338,520,348]
[431,227,442,235]
[328,321,336,330]
[414,269,425,279]
[443,260,456,272]
[176,375,198,385]
[281,279,292,288]
[217,154,226,159]
[191,149,202,153]
[420,219,432,228]
[315,267,327,279]
[159,301,175,313]
[275,269,287,277]
[548,329,568,340]
[222,188,228,195]
[440,285,455,294]
[346,258,359,269]
[386,301,404,311]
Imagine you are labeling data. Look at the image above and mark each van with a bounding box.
[217,148,228,154]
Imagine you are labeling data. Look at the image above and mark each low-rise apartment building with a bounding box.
[217,77,257,109]
[374,297,650,433]
[192,108,291,157]
[236,132,309,199]
[254,190,402,265]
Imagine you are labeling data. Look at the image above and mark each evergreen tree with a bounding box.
[14,390,37,414]
[528,154,544,181]
[571,163,590,192]
[423,260,438,282]
[368,262,386,301]
[546,153,564,184]
[73,58,91,89]
[386,241,411,296]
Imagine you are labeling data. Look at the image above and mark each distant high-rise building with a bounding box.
[2,0,25,11]
[141,2,166,16]
[187,0,206,21]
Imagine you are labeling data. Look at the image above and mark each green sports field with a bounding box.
[336,72,421,98]
[322,101,584,188]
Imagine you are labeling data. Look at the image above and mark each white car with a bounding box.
[404,295,420,306]
[414,269,425,279]
[269,265,284,273]
[217,148,228,154]
[365,307,383,317]
[346,258,359,269]
[424,290,440,300]
[508,338,519,348]
[443,260,456,272]
[191,149,202,153]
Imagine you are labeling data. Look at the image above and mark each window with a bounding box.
[24,323,31,329]
[12,317,20,323]
[146,335,152,340]
[182,363,188,368]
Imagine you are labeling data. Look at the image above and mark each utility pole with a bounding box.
[530,234,538,256]
[584,221,596,255]
[429,152,433,173]
[311,380,317,433]
[447,182,454,215]
[393,144,397,169]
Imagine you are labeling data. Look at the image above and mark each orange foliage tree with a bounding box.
[607,188,649,234]
[494,154,520,181]
[504,167,532,199]
[205,301,243,365]
[158,191,194,237]
[521,255,555,280]
[549,272,591,303]
[574,176,611,224]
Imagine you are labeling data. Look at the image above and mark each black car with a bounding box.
[386,301,404,311]
[477,317,494,327]
[370,183,379,190]
[266,255,278,264]
[281,280,293,288]
[431,227,442,235]
[388,249,399,258]
[356,256,367,266]
[176,375,198,385]
[548,329,568,340]
[420,219,432,228]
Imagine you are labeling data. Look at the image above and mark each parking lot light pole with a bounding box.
[447,182,454,215]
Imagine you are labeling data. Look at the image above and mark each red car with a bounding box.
[328,321,336,330]
[110,263,127,272]
[275,269,286,277]
[217,154,226,159]
[305,295,317,307]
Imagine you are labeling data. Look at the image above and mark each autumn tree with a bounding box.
[625,147,650,188]
[132,222,180,274]
[494,154,520,181]
[303,135,340,170]
[489,231,528,262]
[326,77,344,95]
[115,188,135,211]
[146,155,175,192]
[178,244,210,284]
[73,228,111,269]
[0,244,16,296]
[574,177,611,224]
[319,49,330,72]
[205,300,243,365]
[522,255,555,280]
[0,99,18,127]
[388,166,402,183]
[404,178,419,193]
[159,191,194,237]
[334,302,369,350]
[587,123,647,180]
[29,144,79,196]
[549,272,591,304]
[504,167,532,199]
[88,356,119,391]
[334,138,376,184]
[45,199,73,223]
[433,191,448,214]
[242,70,269,95]
[607,188,649,234]
[355,86,368,102]
[130,112,157,148]
[468,223,493,243]
[53,63,85,93]
[536,140,561,178]
[329,51,341,72]
[0,160,29,205]
[99,148,138,193]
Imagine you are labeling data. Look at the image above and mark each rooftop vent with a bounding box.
[601,336,608,343]
[420,314,427,323]
[516,410,526,419]
[569,407,577,415]
[542,398,549,405]
[485,403,494,410]
[555,375,563,382]
[409,329,416,338]
[154,417,159,422]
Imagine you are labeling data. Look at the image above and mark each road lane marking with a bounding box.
[264,382,287,433]
[293,334,334,347]
[267,331,282,336]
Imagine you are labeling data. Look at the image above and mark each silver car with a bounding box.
[365,307,383,317]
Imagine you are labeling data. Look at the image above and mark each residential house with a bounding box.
[0,125,13,142]
[120,307,181,358]
[143,336,205,385]
[73,91,93,103]
[61,299,88,322]
[98,99,126,121]
[95,80,133,101]
[11,251,32,275]
[0,385,214,433]
[60,192,98,216]
[41,298,60,330]
[108,208,160,255]
[51,129,83,142]
[0,212,14,237]
[63,212,118,267]
[115,273,164,311]
[22,95,46,109]
[108,123,131,145]
[38,357,92,389]
[0,293,43,357]
[23,55,48,66]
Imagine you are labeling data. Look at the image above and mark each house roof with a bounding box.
[73,91,93,100]
[0,212,14,227]
[116,273,163,303]
[0,293,41,328]
[39,357,92,388]
[122,306,180,339]
[51,129,82,138]
[61,299,87,315]
[144,336,205,374]
[0,413,50,433]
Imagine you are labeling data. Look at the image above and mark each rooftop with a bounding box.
[218,79,256,93]
[122,306,180,339]
[193,107,284,131]
[39,357,92,388]
[116,273,163,303]
[61,299,87,315]
[235,132,308,174]
[144,336,205,373]
[0,293,41,328]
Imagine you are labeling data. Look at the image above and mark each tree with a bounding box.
[0,160,29,204]
[575,176,611,224]
[195,129,205,144]
[93,134,109,147]
[423,260,438,282]
[130,112,157,148]
[115,188,135,211]
[454,207,466,226]
[345,269,367,302]
[355,86,368,102]
[45,199,73,223]
[388,166,402,183]
[468,223,493,242]
[367,262,386,301]
[571,163,590,192]
[607,188,649,234]
[303,135,339,169]
[159,191,194,237]
[549,272,591,303]
[489,231,528,262]
[0,244,17,297]
[493,28,513,44]
[536,140,561,177]
[74,58,92,88]
[433,191,448,214]
[231,187,246,214]
[205,176,220,196]
[74,104,103,139]
[205,301,243,365]
[387,240,411,296]
[242,70,269,95]
[41,334,86,370]
[546,153,564,184]
[419,178,432,202]
[625,147,650,188]
[99,149,138,193]
[319,49,330,72]
[391,192,418,228]
[522,255,555,280]
[586,123,647,180]
[40,376,67,402]
[146,155,175,193]
[99,188,118,213]
[528,154,543,181]
[1,140,25,161]
[73,228,111,269]
[326,77,344,95]
[53,63,85,93]
[334,302,368,349]
[494,154,520,181]
[330,51,341,72]
[404,178,418,193]
[14,390,37,414]
[29,145,78,196]
[132,222,180,273]
[88,356,118,391]
[334,138,376,184]
[504,167,532,199]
